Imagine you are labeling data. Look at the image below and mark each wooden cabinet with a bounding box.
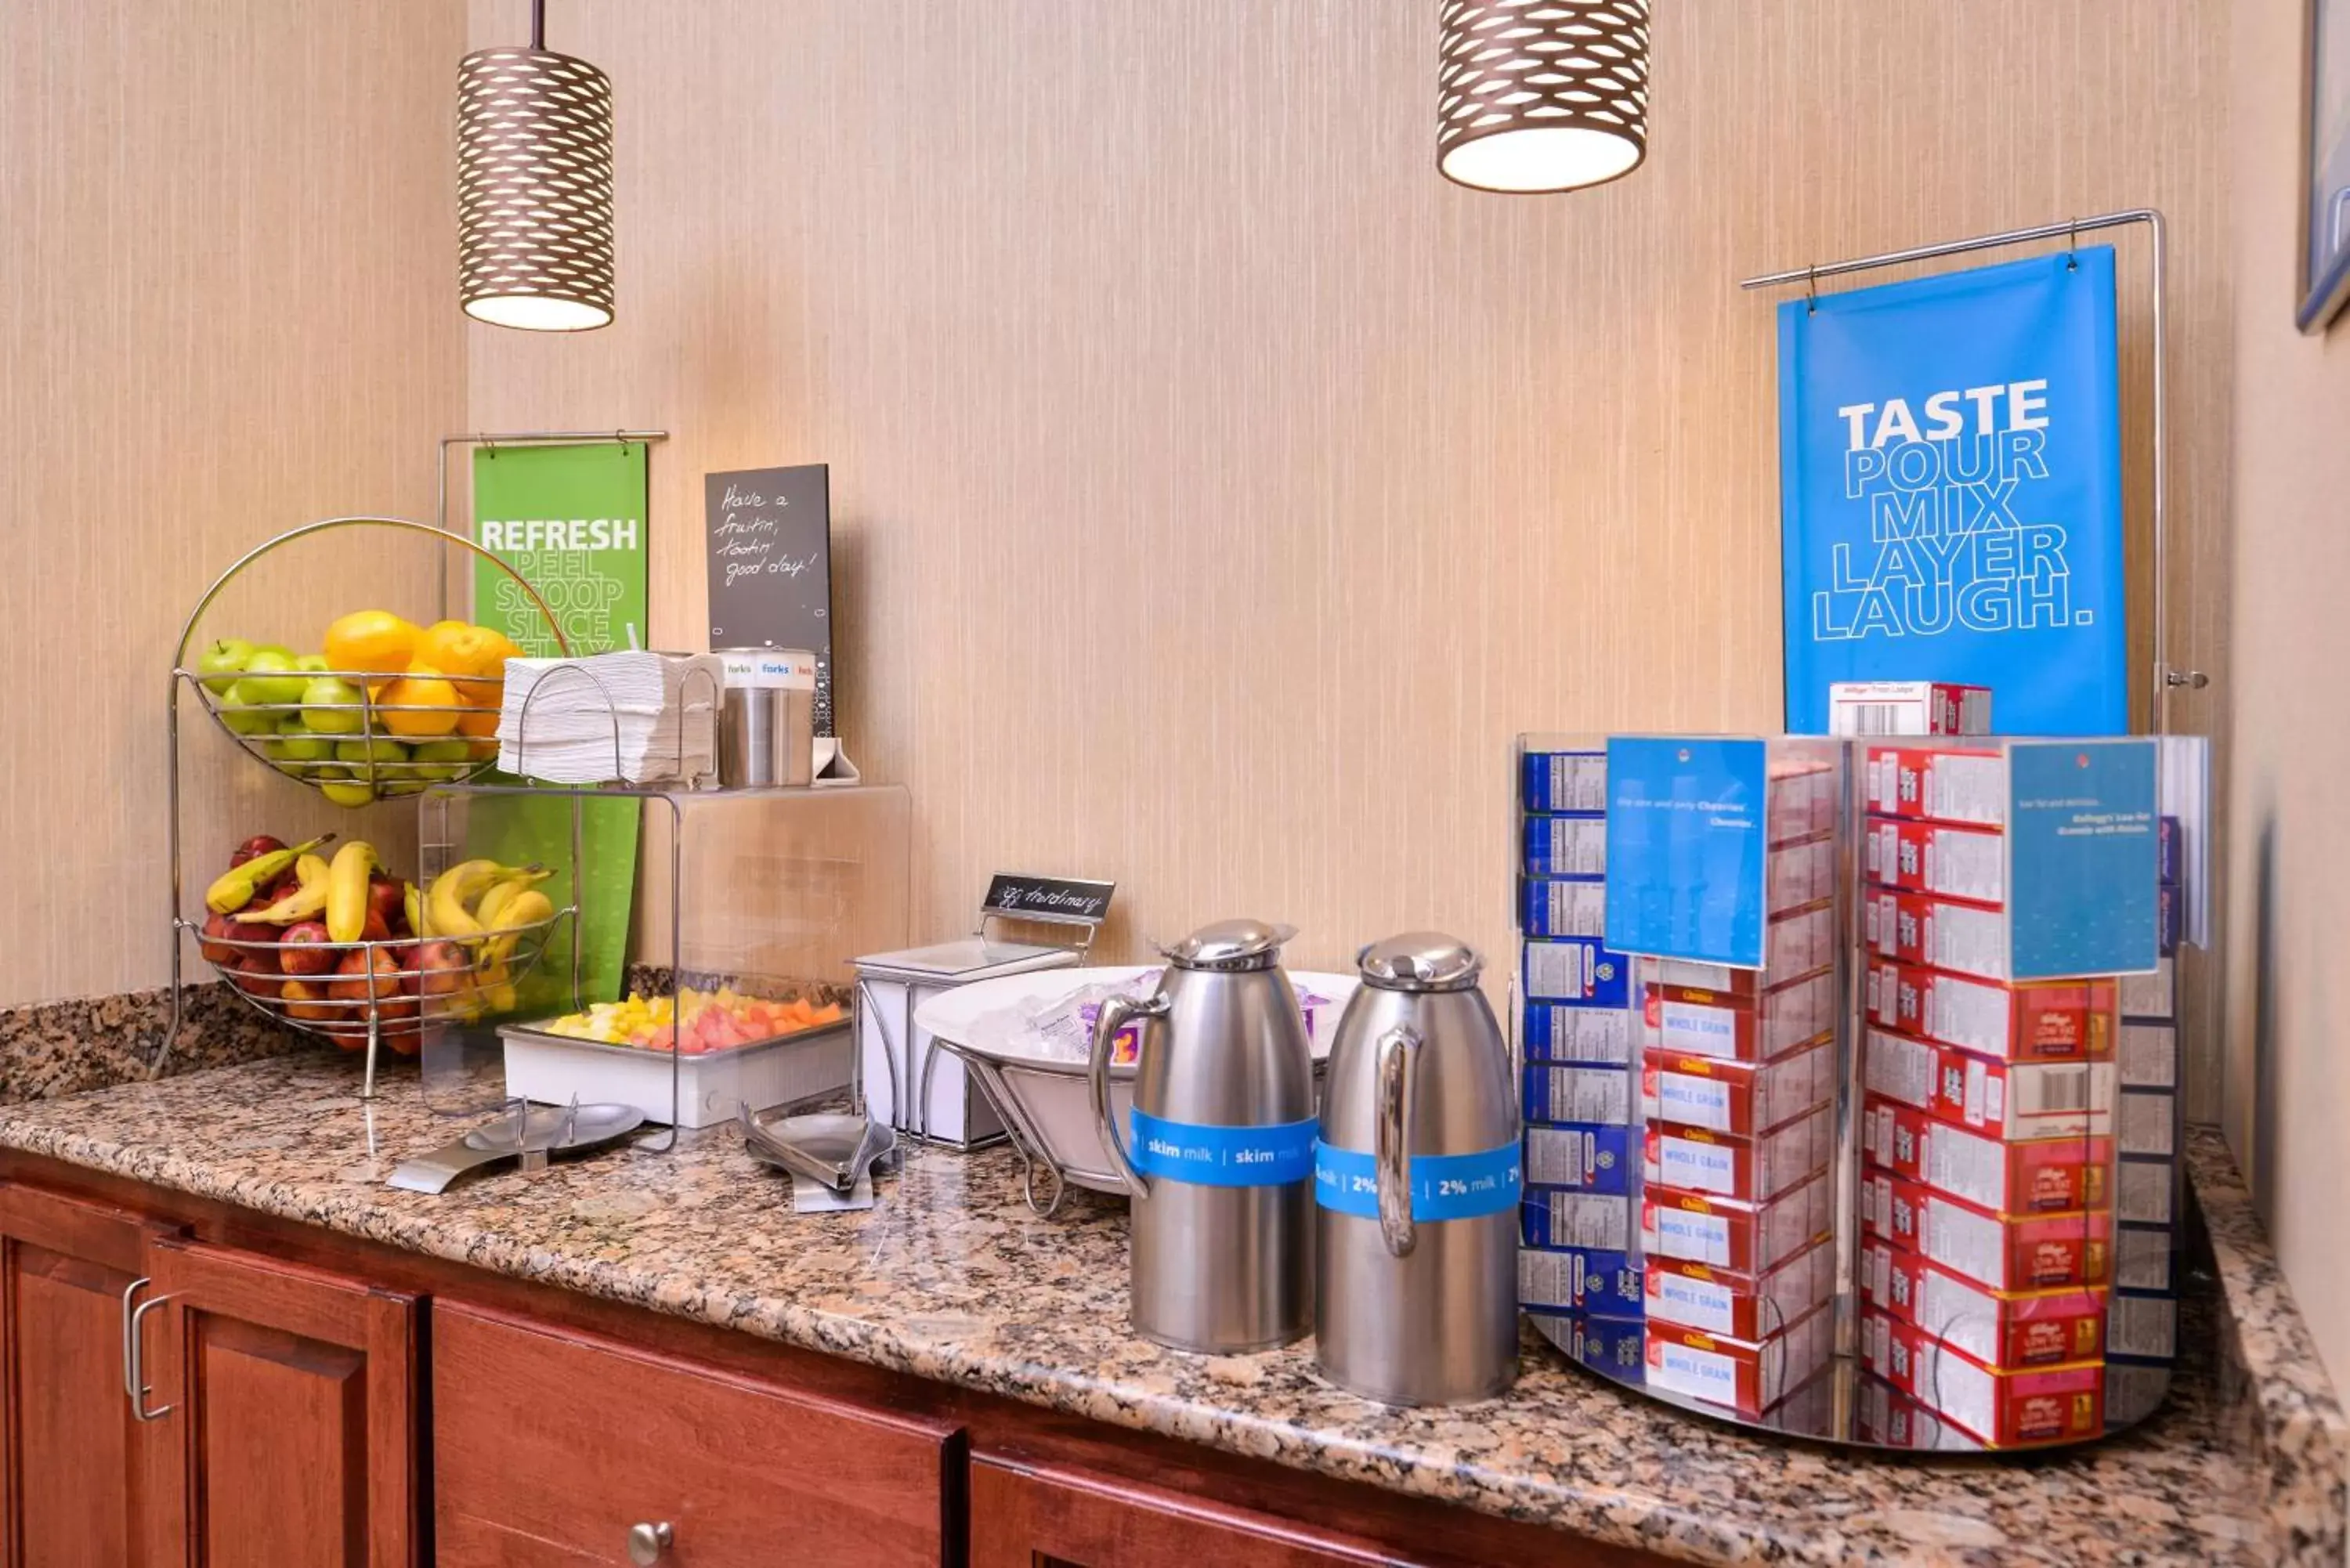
[432,1301,957,1567]
[142,1238,418,1568]
[970,1454,1431,1568]
[0,1183,172,1568]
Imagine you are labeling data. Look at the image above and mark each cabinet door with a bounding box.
[433,1301,956,1566]
[0,1183,171,1568]
[970,1455,1408,1568]
[144,1240,418,1568]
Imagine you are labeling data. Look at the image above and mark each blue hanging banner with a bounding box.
[1129,1108,1317,1187]
[1312,1141,1524,1222]
[1603,737,1770,969]
[1777,247,2128,735]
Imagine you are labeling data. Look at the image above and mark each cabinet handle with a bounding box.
[123,1281,178,1422]
[627,1521,674,1564]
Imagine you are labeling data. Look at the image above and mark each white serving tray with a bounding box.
[499,1019,853,1130]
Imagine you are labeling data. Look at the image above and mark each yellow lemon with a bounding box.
[377,663,461,739]
[323,611,420,685]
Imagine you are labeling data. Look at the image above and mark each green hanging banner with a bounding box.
[469,442,651,1011]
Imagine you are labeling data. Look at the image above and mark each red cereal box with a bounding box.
[1853,1378,1984,1451]
[1647,956,1830,1003]
[1861,1172,2112,1291]
[1864,890,2010,981]
[1865,746,2008,826]
[1643,1039,1837,1135]
[1768,834,1838,914]
[1640,1171,1834,1277]
[1861,1238,2106,1368]
[1862,1097,2111,1214]
[1645,1304,1834,1417]
[1864,961,2116,1063]
[1863,1028,2116,1140]
[1642,975,1838,1064]
[1829,681,1993,739]
[1646,1236,1836,1342]
[1643,1105,1834,1202]
[1860,1310,2105,1447]
[1766,761,1840,846]
[1864,818,2005,905]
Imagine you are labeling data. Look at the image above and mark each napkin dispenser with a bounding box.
[852,873,1115,1149]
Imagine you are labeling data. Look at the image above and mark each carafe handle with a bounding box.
[1090,992,1168,1200]
[1374,1024,1422,1258]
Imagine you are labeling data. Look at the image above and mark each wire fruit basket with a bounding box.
[196,898,570,1057]
[169,516,572,804]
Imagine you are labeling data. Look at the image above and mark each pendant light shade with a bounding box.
[1438,1,1649,195]
[457,23,615,331]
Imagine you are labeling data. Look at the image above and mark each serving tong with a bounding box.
[387,1094,648,1194]
[738,1100,895,1195]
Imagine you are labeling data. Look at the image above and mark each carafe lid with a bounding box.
[1356,932,1482,992]
[1159,918,1296,972]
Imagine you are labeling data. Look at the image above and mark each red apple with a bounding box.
[331,948,415,1024]
[360,909,392,945]
[220,919,279,971]
[230,834,287,868]
[280,977,337,1023]
[365,875,406,935]
[279,921,334,976]
[224,956,280,997]
[247,870,298,911]
[198,912,237,964]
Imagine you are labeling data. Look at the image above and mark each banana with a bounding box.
[472,866,551,933]
[250,854,331,924]
[402,882,421,939]
[204,833,334,914]
[324,841,381,942]
[480,889,555,967]
[424,858,502,941]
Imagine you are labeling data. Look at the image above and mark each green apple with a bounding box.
[407,738,472,782]
[334,736,409,775]
[237,649,308,706]
[295,653,330,674]
[299,674,364,735]
[195,638,255,692]
[266,714,333,764]
[315,768,376,808]
[218,681,277,735]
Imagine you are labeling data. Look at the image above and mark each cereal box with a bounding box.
[1865,818,2005,905]
[1861,1172,2112,1291]
[1640,1171,1834,1277]
[1828,681,1993,739]
[1521,876,1609,938]
[1645,1304,1833,1417]
[1522,1000,1634,1064]
[1521,748,1608,814]
[1860,1310,2105,1447]
[1523,938,1632,1006]
[1863,1028,2116,1140]
[1524,1064,1636,1128]
[1645,1236,1836,1341]
[1522,814,1607,878]
[1524,1124,1637,1191]
[1645,973,1838,1064]
[1861,1238,2107,1368]
[1864,961,2115,1063]
[1519,1187,1633,1252]
[1865,746,2008,826]
[1642,1039,1838,1136]
[1643,1105,1835,1202]
[1517,1244,1645,1316]
[1862,1097,2111,1214]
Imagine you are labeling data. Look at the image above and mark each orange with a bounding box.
[455,704,501,740]
[376,663,461,739]
[323,611,419,685]
[418,620,524,704]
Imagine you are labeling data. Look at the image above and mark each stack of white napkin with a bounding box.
[495,652,724,783]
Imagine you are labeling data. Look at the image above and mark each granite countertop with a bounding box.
[0,1052,2338,1567]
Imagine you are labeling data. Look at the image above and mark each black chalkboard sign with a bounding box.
[704,464,834,733]
[982,874,1117,926]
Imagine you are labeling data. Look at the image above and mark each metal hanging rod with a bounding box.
[1739,209,2199,737]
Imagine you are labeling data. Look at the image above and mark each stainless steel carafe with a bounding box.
[1314,933,1520,1405]
[1090,919,1315,1353]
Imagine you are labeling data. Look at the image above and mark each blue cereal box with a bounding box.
[1522,748,1609,814]
[1523,999,1633,1064]
[1523,1065,1636,1128]
[1524,1123,1637,1190]
[1528,1310,1646,1379]
[1519,1186,1633,1252]
[1524,815,1607,878]
[1523,938,1631,1006]
[1518,1245,1646,1315]
[1523,876,1608,938]
[2158,815,2181,887]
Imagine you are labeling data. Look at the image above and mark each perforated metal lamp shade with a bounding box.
[1438,1,1650,194]
[457,44,615,331]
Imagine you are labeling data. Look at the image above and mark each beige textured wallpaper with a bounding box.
[2223,0,2350,1388]
[0,0,465,1006]
[463,0,2234,1068]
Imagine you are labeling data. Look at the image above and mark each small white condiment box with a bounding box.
[853,874,1115,1149]
[501,1022,854,1131]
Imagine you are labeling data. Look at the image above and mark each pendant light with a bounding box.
[1438,2,1650,195]
[457,0,615,331]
